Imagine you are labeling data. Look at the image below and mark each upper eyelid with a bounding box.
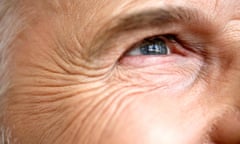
[90,25,184,60]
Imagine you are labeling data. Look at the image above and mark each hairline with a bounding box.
[0,0,28,143]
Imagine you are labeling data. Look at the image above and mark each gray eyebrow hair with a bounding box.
[88,7,207,60]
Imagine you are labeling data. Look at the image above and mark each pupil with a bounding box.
[140,38,168,55]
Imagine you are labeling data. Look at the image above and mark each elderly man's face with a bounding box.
[2,0,240,143]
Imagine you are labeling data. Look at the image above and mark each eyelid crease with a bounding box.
[173,35,209,57]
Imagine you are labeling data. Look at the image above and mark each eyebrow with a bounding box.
[110,7,198,32]
[88,7,209,59]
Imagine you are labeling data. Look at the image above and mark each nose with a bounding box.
[210,101,240,143]
[206,71,240,143]
[215,54,240,143]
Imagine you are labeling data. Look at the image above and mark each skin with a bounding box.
[2,0,240,143]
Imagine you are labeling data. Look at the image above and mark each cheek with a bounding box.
[3,77,202,144]
[4,75,238,144]
[97,89,209,144]
[97,88,240,144]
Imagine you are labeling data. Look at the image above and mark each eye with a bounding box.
[126,35,174,56]
[119,34,195,66]
[127,37,170,56]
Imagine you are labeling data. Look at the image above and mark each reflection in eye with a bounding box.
[127,37,171,56]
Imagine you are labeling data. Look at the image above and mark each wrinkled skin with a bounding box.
[2,0,240,143]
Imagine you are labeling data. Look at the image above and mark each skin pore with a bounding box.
[1,0,240,143]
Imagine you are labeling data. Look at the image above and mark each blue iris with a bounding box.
[140,38,168,55]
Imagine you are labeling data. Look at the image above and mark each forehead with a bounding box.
[20,0,240,49]
[23,0,240,22]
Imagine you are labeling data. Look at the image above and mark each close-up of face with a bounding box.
[0,0,240,144]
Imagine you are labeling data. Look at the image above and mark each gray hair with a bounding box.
[0,0,26,143]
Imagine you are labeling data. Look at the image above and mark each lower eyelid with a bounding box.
[119,50,204,69]
[119,54,180,67]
